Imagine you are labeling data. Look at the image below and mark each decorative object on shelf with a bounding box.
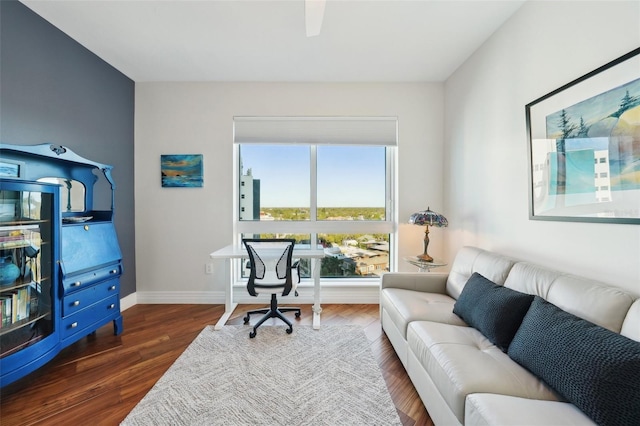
[161,154,203,188]
[526,47,640,224]
[0,255,20,286]
[409,207,448,262]
[62,216,93,223]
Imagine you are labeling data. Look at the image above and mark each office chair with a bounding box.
[242,238,301,338]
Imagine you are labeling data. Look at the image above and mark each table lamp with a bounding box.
[409,207,448,262]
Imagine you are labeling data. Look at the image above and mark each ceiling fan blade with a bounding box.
[305,0,326,37]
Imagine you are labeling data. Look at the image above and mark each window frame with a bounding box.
[232,144,397,286]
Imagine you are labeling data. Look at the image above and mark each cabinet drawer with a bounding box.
[62,263,122,294]
[60,294,120,340]
[62,279,119,316]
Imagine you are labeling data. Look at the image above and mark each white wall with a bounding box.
[444,1,640,294]
[135,83,444,302]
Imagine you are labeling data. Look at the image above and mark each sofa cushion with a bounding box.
[504,261,561,299]
[547,274,635,333]
[504,263,635,334]
[465,394,594,426]
[407,321,558,424]
[381,288,465,339]
[453,273,534,352]
[446,246,516,299]
[508,297,640,426]
[621,299,640,342]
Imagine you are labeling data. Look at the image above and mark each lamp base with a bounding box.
[418,225,434,262]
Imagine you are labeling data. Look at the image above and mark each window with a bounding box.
[234,117,397,282]
[239,145,310,221]
[317,146,386,221]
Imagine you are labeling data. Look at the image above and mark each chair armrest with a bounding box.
[380,272,449,295]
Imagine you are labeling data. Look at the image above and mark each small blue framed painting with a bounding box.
[161,154,203,188]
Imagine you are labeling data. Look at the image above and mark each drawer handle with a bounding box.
[110,269,118,274]
[72,281,81,287]
[108,304,115,309]
[109,285,116,291]
[71,322,78,328]
[73,301,80,306]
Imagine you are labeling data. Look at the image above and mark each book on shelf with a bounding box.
[0,227,37,250]
[1,296,12,328]
[2,287,31,326]
[18,286,30,321]
[29,285,39,316]
[0,239,31,250]
[0,230,30,249]
[0,234,26,242]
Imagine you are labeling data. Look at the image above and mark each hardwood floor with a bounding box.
[1,304,432,426]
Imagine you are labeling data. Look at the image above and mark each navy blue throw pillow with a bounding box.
[508,297,640,426]
[453,272,535,352]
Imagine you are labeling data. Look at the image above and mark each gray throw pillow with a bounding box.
[453,272,534,352]
[508,297,640,426]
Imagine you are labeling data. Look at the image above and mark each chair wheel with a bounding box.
[243,316,250,324]
[286,328,293,334]
[295,312,301,318]
[249,331,256,338]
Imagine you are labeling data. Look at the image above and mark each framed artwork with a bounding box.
[0,159,25,178]
[161,154,203,188]
[526,48,640,224]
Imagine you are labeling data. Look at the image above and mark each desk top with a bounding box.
[210,244,325,259]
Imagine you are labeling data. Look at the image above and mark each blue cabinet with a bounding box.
[0,143,123,387]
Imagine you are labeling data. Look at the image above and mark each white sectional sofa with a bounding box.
[380,246,640,425]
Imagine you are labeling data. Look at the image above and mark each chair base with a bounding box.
[243,293,301,338]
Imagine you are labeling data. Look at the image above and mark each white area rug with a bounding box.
[121,325,401,426]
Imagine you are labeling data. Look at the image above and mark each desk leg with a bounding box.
[214,258,238,330]
[312,257,322,329]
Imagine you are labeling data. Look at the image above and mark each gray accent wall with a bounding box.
[1,0,136,297]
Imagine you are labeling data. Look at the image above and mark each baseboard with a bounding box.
[120,292,137,311]
[135,291,225,304]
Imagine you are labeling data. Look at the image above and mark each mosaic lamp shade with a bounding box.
[409,207,448,262]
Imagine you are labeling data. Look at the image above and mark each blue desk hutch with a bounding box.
[0,143,123,387]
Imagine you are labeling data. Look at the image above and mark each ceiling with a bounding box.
[21,0,526,83]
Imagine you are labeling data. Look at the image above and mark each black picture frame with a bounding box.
[526,47,640,224]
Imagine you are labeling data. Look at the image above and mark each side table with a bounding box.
[404,257,447,272]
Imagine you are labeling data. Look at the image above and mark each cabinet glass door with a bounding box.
[0,187,55,357]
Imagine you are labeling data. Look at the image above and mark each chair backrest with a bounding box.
[242,238,296,297]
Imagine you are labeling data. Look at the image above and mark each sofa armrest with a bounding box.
[380,272,449,295]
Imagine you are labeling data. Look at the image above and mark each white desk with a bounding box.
[210,245,325,330]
